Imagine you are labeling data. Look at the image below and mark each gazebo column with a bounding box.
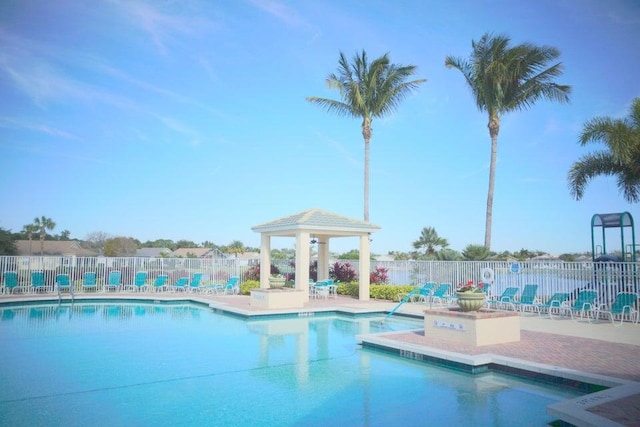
[359,234,371,301]
[295,231,310,300]
[259,233,271,289]
[318,237,329,280]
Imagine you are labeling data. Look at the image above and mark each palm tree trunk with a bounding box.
[485,113,500,250]
[362,117,372,222]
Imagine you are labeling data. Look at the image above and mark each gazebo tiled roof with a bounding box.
[251,208,380,236]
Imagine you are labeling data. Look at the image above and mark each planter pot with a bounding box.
[456,291,486,312]
[269,277,286,289]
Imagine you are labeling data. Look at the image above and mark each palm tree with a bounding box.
[568,98,640,202]
[227,240,245,259]
[412,227,449,256]
[445,33,571,249]
[307,50,426,222]
[21,223,38,254]
[32,216,56,256]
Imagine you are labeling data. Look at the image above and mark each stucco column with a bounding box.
[359,234,370,301]
[318,237,329,280]
[259,233,271,289]
[295,231,310,300]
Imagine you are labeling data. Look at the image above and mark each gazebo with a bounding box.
[250,208,380,307]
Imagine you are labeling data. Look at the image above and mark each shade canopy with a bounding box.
[251,209,381,301]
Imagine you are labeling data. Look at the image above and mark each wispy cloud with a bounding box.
[0,117,81,141]
[160,116,202,146]
[247,0,322,42]
[107,0,214,55]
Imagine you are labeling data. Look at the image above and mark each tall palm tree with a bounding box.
[568,98,640,202]
[33,216,56,256]
[22,224,38,254]
[307,50,426,222]
[412,227,449,256]
[227,240,245,259]
[445,33,571,249]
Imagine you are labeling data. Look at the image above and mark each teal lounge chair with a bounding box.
[30,271,47,293]
[55,273,73,296]
[600,292,639,325]
[82,272,97,292]
[411,282,436,303]
[188,273,204,293]
[2,271,20,294]
[560,289,599,321]
[171,277,189,292]
[488,287,519,310]
[103,271,122,292]
[430,283,452,306]
[514,284,539,313]
[536,292,570,318]
[125,271,148,292]
[208,276,240,295]
[152,274,169,292]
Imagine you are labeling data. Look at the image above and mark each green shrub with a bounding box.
[337,282,416,302]
[240,280,260,295]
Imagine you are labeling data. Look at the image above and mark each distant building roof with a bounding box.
[173,247,225,258]
[15,240,98,257]
[136,248,174,257]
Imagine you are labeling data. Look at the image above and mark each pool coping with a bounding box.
[1,293,638,426]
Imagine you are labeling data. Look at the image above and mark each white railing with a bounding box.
[1,256,638,307]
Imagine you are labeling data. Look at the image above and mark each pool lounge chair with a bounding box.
[55,273,73,296]
[151,274,169,292]
[514,284,539,313]
[430,283,452,306]
[82,272,98,292]
[487,287,519,311]
[188,273,204,293]
[559,289,599,321]
[411,282,436,303]
[600,292,639,325]
[124,271,148,292]
[2,271,21,294]
[30,271,47,293]
[103,271,122,292]
[535,293,570,318]
[171,277,189,292]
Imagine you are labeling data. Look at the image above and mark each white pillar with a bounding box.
[295,231,310,300]
[259,234,271,289]
[359,234,371,301]
[318,237,329,280]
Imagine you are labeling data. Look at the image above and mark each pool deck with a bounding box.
[1,291,639,426]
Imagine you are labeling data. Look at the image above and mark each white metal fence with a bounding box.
[1,256,637,307]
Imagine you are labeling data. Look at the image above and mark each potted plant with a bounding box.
[268,274,286,289]
[455,280,487,312]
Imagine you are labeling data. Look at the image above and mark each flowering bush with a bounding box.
[370,266,389,285]
[457,280,486,293]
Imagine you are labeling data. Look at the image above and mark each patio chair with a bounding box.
[151,274,169,292]
[536,293,570,318]
[55,273,73,296]
[559,289,599,321]
[207,276,239,295]
[487,287,519,310]
[82,272,97,292]
[410,282,436,303]
[30,271,47,293]
[2,271,21,294]
[600,292,639,326]
[171,277,189,292]
[188,273,204,293]
[124,271,148,292]
[103,271,122,292]
[514,284,539,313]
[430,283,452,306]
[313,280,332,299]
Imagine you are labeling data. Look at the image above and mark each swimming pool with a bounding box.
[0,301,582,426]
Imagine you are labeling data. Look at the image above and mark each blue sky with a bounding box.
[1,0,639,255]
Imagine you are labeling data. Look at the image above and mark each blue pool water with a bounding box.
[0,302,582,426]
